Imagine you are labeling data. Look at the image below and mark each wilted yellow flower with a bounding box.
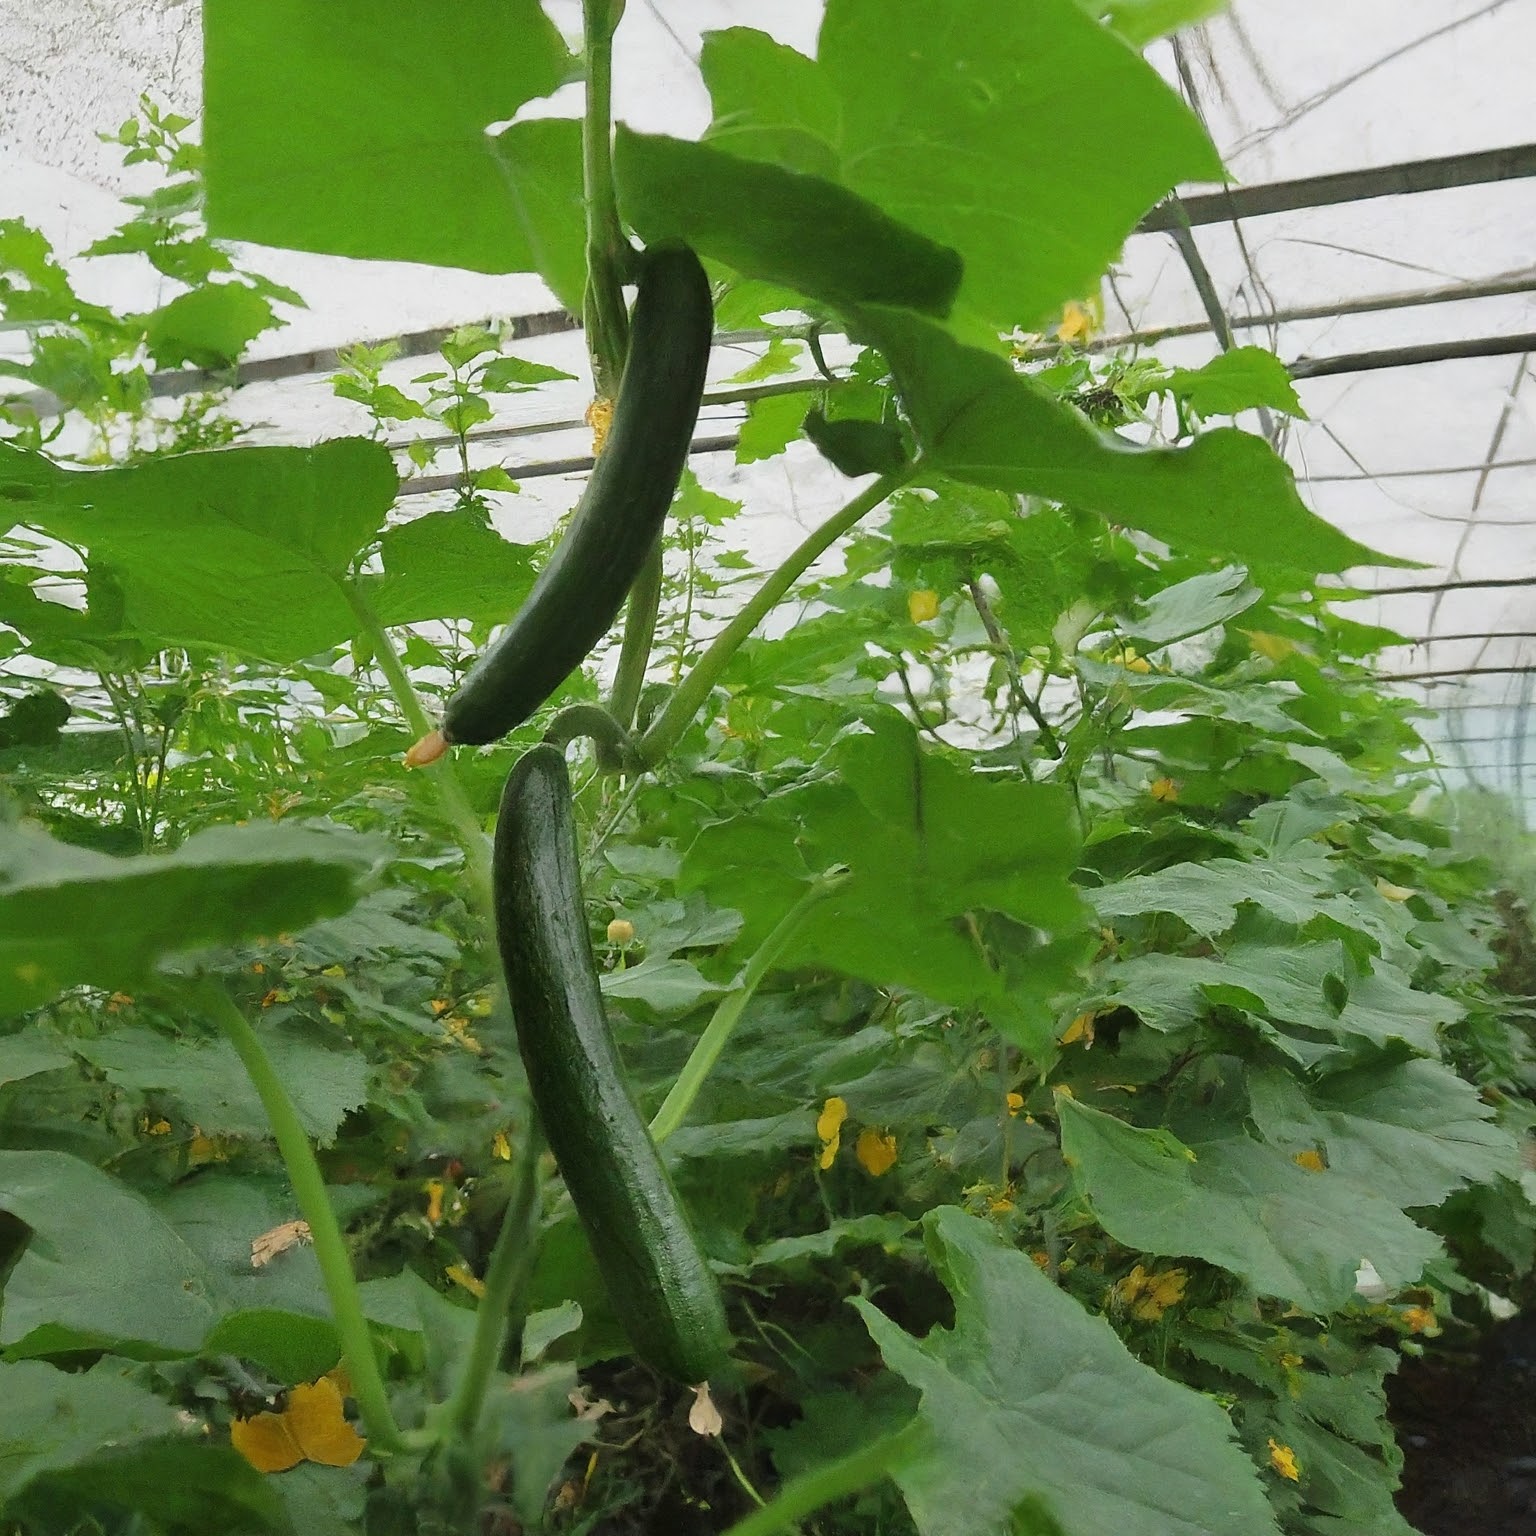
[586,397,615,456]
[1401,1305,1437,1335]
[1116,1264,1188,1321]
[1375,878,1415,903]
[1267,1439,1300,1481]
[445,1262,486,1299]
[606,917,636,945]
[816,1096,848,1169]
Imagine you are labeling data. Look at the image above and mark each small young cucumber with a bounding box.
[444,243,713,746]
[492,743,732,1385]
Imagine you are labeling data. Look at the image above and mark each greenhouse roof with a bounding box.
[3,0,1535,794]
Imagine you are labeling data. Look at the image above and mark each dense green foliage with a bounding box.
[2,5,1533,1534]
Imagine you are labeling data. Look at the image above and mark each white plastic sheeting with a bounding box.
[3,0,1535,794]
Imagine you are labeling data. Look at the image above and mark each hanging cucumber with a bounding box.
[442,242,712,747]
[492,743,732,1385]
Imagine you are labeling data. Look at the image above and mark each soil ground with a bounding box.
[1392,1316,1536,1534]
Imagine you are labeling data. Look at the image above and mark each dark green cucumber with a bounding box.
[444,243,713,746]
[492,743,731,1384]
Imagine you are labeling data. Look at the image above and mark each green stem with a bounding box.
[201,982,405,1453]
[581,0,631,398]
[651,869,850,1144]
[345,587,494,915]
[444,1125,544,1439]
[606,535,663,745]
[638,466,914,766]
[718,1428,919,1536]
[543,702,641,773]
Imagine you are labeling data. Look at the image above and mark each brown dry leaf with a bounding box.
[687,1383,723,1437]
[568,1387,614,1422]
[251,1220,311,1269]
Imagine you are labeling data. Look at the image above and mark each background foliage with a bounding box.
[2,4,1533,1534]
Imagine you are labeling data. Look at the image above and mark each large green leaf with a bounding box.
[202,0,585,300]
[0,1362,175,1502]
[702,0,1224,332]
[1119,565,1264,645]
[1058,1100,1441,1310]
[76,1025,370,1147]
[0,437,397,661]
[1090,858,1330,937]
[855,308,1388,573]
[1248,1060,1519,1208]
[1091,940,1459,1057]
[12,1434,288,1535]
[615,128,962,318]
[0,818,380,1015]
[139,282,281,370]
[0,1150,218,1356]
[853,1206,1279,1536]
[361,502,537,629]
[683,712,1089,1051]
[1167,347,1306,419]
[155,1175,341,1383]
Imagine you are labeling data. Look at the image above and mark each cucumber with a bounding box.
[492,743,732,1385]
[444,243,712,746]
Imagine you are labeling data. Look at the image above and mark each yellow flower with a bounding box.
[816,1096,848,1170]
[1060,1011,1096,1047]
[1102,645,1152,673]
[491,1129,512,1161]
[232,1375,366,1473]
[1245,630,1297,663]
[1267,1439,1300,1481]
[1148,776,1179,803]
[855,1127,899,1177]
[424,1179,445,1226]
[1056,297,1102,345]
[1293,1148,1326,1172]
[1401,1305,1437,1335]
[907,588,940,624]
[1006,1091,1025,1118]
